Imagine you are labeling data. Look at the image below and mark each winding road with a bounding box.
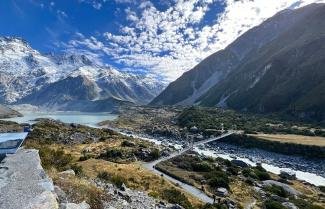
[143,131,237,203]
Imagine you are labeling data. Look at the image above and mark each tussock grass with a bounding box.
[251,134,325,147]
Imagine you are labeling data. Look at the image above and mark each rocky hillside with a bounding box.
[0,104,21,118]
[0,149,185,209]
[151,3,325,121]
[0,37,164,111]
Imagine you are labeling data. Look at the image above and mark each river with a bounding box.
[120,131,325,187]
[3,112,324,187]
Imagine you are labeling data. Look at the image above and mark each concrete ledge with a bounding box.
[0,149,58,209]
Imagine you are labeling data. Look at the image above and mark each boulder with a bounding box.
[280,170,296,180]
[216,187,229,197]
[168,205,184,209]
[121,140,136,147]
[282,202,298,209]
[59,169,76,176]
[60,201,90,209]
[120,183,127,191]
[263,180,301,196]
[231,159,249,168]
[55,186,68,203]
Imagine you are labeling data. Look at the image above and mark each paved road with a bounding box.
[143,131,237,203]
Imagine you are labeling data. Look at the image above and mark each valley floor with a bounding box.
[1,105,325,209]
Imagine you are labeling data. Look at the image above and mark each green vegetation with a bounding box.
[70,164,84,177]
[54,174,109,209]
[161,188,193,209]
[177,107,325,136]
[97,146,161,163]
[319,186,325,193]
[264,185,289,198]
[264,200,286,209]
[25,119,204,208]
[38,147,73,171]
[200,204,227,209]
[204,170,230,189]
[289,198,325,209]
[156,154,242,195]
[242,166,271,181]
[97,171,111,181]
[110,175,127,188]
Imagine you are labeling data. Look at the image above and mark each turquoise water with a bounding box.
[2,111,117,127]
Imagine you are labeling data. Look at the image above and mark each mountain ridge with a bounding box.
[0,37,165,111]
[150,3,325,121]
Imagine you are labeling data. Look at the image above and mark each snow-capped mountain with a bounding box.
[0,37,164,111]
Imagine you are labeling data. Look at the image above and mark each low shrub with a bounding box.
[264,200,286,209]
[264,185,288,198]
[121,140,136,147]
[79,154,94,161]
[148,149,160,161]
[98,149,123,160]
[148,191,159,199]
[200,203,228,209]
[111,175,127,188]
[192,162,213,172]
[205,171,229,189]
[254,169,271,181]
[39,147,73,171]
[227,166,240,175]
[70,164,83,177]
[161,188,193,209]
[319,186,325,193]
[97,171,111,181]
[289,198,325,209]
[243,166,270,181]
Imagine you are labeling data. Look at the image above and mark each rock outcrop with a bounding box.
[91,179,184,209]
[0,149,58,209]
[0,148,185,209]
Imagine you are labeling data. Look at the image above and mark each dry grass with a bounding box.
[156,161,262,209]
[250,134,325,147]
[43,136,157,160]
[40,142,203,207]
[229,179,258,209]
[49,170,110,209]
[78,159,203,207]
[156,162,206,190]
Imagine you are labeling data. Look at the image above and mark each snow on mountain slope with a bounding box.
[0,37,164,109]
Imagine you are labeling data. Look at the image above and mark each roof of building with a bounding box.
[0,132,28,154]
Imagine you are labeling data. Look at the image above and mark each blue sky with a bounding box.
[0,0,324,81]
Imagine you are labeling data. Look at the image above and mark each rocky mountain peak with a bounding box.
[46,53,94,67]
[0,36,165,109]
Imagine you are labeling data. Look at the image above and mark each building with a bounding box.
[0,132,29,155]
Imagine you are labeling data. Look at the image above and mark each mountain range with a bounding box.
[151,3,325,122]
[0,37,164,111]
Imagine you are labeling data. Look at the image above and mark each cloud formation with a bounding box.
[68,0,325,81]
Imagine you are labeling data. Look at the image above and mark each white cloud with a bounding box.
[57,10,68,18]
[92,2,102,10]
[68,0,325,81]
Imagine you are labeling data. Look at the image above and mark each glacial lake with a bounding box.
[2,111,117,127]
